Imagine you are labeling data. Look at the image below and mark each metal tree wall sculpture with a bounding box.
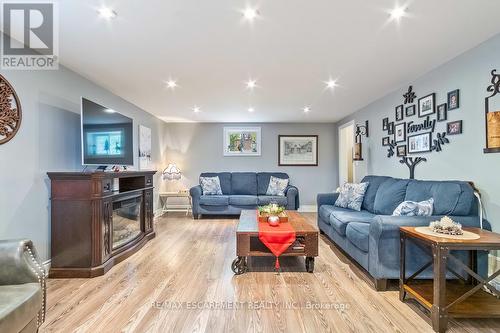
[399,157,427,180]
[0,74,22,144]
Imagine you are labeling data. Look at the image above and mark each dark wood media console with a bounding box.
[47,171,157,278]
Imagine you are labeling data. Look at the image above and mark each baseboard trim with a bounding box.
[298,205,317,213]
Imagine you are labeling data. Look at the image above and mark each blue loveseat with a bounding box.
[317,175,490,290]
[190,172,299,218]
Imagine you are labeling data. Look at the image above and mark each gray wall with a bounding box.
[0,66,165,262]
[161,123,338,207]
[337,33,500,231]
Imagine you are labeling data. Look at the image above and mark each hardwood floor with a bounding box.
[41,213,500,333]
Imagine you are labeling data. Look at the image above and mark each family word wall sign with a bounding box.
[381,85,463,179]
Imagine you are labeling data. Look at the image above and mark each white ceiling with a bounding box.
[57,0,500,123]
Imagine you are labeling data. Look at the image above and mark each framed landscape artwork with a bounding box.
[223,127,261,156]
[278,135,318,166]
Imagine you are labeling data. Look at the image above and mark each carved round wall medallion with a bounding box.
[0,74,22,144]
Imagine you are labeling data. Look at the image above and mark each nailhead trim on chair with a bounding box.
[25,246,47,327]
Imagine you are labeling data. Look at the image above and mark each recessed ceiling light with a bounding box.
[389,6,407,21]
[165,79,178,90]
[104,108,116,113]
[243,8,259,21]
[97,7,117,20]
[246,79,257,90]
[192,106,201,113]
[248,107,255,113]
[325,79,338,89]
[303,106,311,113]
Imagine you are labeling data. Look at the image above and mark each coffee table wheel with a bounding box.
[231,256,248,275]
[305,257,315,273]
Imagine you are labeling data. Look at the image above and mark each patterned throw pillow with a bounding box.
[199,176,223,195]
[266,176,289,196]
[393,198,434,216]
[334,182,369,211]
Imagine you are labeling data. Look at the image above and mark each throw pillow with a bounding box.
[334,182,369,211]
[393,198,434,216]
[199,176,223,195]
[266,176,289,196]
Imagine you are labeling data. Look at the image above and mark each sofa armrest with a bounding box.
[189,185,203,216]
[190,185,202,198]
[317,192,339,208]
[285,185,299,210]
[0,239,46,325]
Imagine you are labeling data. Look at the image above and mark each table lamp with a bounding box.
[162,163,182,181]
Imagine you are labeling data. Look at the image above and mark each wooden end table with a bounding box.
[159,190,192,216]
[232,210,319,274]
[400,226,500,333]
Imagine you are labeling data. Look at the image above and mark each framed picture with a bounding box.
[397,145,407,157]
[139,125,152,170]
[394,122,406,143]
[278,135,318,166]
[395,105,404,121]
[408,132,432,154]
[388,122,394,135]
[418,93,436,117]
[405,105,416,117]
[382,137,390,146]
[448,89,460,110]
[447,120,463,135]
[437,103,447,122]
[382,117,389,131]
[223,127,261,156]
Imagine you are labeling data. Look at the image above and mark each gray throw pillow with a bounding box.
[266,176,289,196]
[199,176,223,195]
[334,182,369,211]
[393,198,434,216]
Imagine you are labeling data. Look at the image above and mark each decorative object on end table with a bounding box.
[405,105,416,117]
[353,120,369,161]
[418,93,436,117]
[447,89,460,110]
[408,132,431,153]
[484,69,500,153]
[223,126,261,156]
[395,105,404,121]
[162,163,182,180]
[437,103,447,121]
[394,122,406,143]
[447,120,462,135]
[278,135,318,166]
[0,74,22,145]
[429,216,463,235]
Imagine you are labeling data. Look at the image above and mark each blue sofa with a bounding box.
[317,175,490,290]
[190,172,299,218]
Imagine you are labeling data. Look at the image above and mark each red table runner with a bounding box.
[258,213,296,270]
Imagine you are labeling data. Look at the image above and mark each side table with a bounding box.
[159,190,192,216]
[400,226,500,333]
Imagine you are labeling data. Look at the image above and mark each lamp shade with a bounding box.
[162,163,182,180]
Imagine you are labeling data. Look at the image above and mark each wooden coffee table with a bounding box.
[232,210,319,274]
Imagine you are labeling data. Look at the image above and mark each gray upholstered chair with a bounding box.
[0,240,46,333]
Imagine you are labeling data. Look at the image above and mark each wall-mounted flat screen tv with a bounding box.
[81,98,134,166]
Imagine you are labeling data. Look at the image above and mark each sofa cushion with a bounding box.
[361,175,392,213]
[200,172,231,194]
[199,195,229,206]
[319,205,336,223]
[257,172,289,195]
[199,176,223,195]
[330,208,376,236]
[334,182,369,211]
[231,173,257,195]
[229,195,258,206]
[0,283,42,333]
[405,180,474,216]
[257,196,288,206]
[373,178,410,215]
[345,222,370,252]
[393,198,434,216]
[266,176,289,196]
